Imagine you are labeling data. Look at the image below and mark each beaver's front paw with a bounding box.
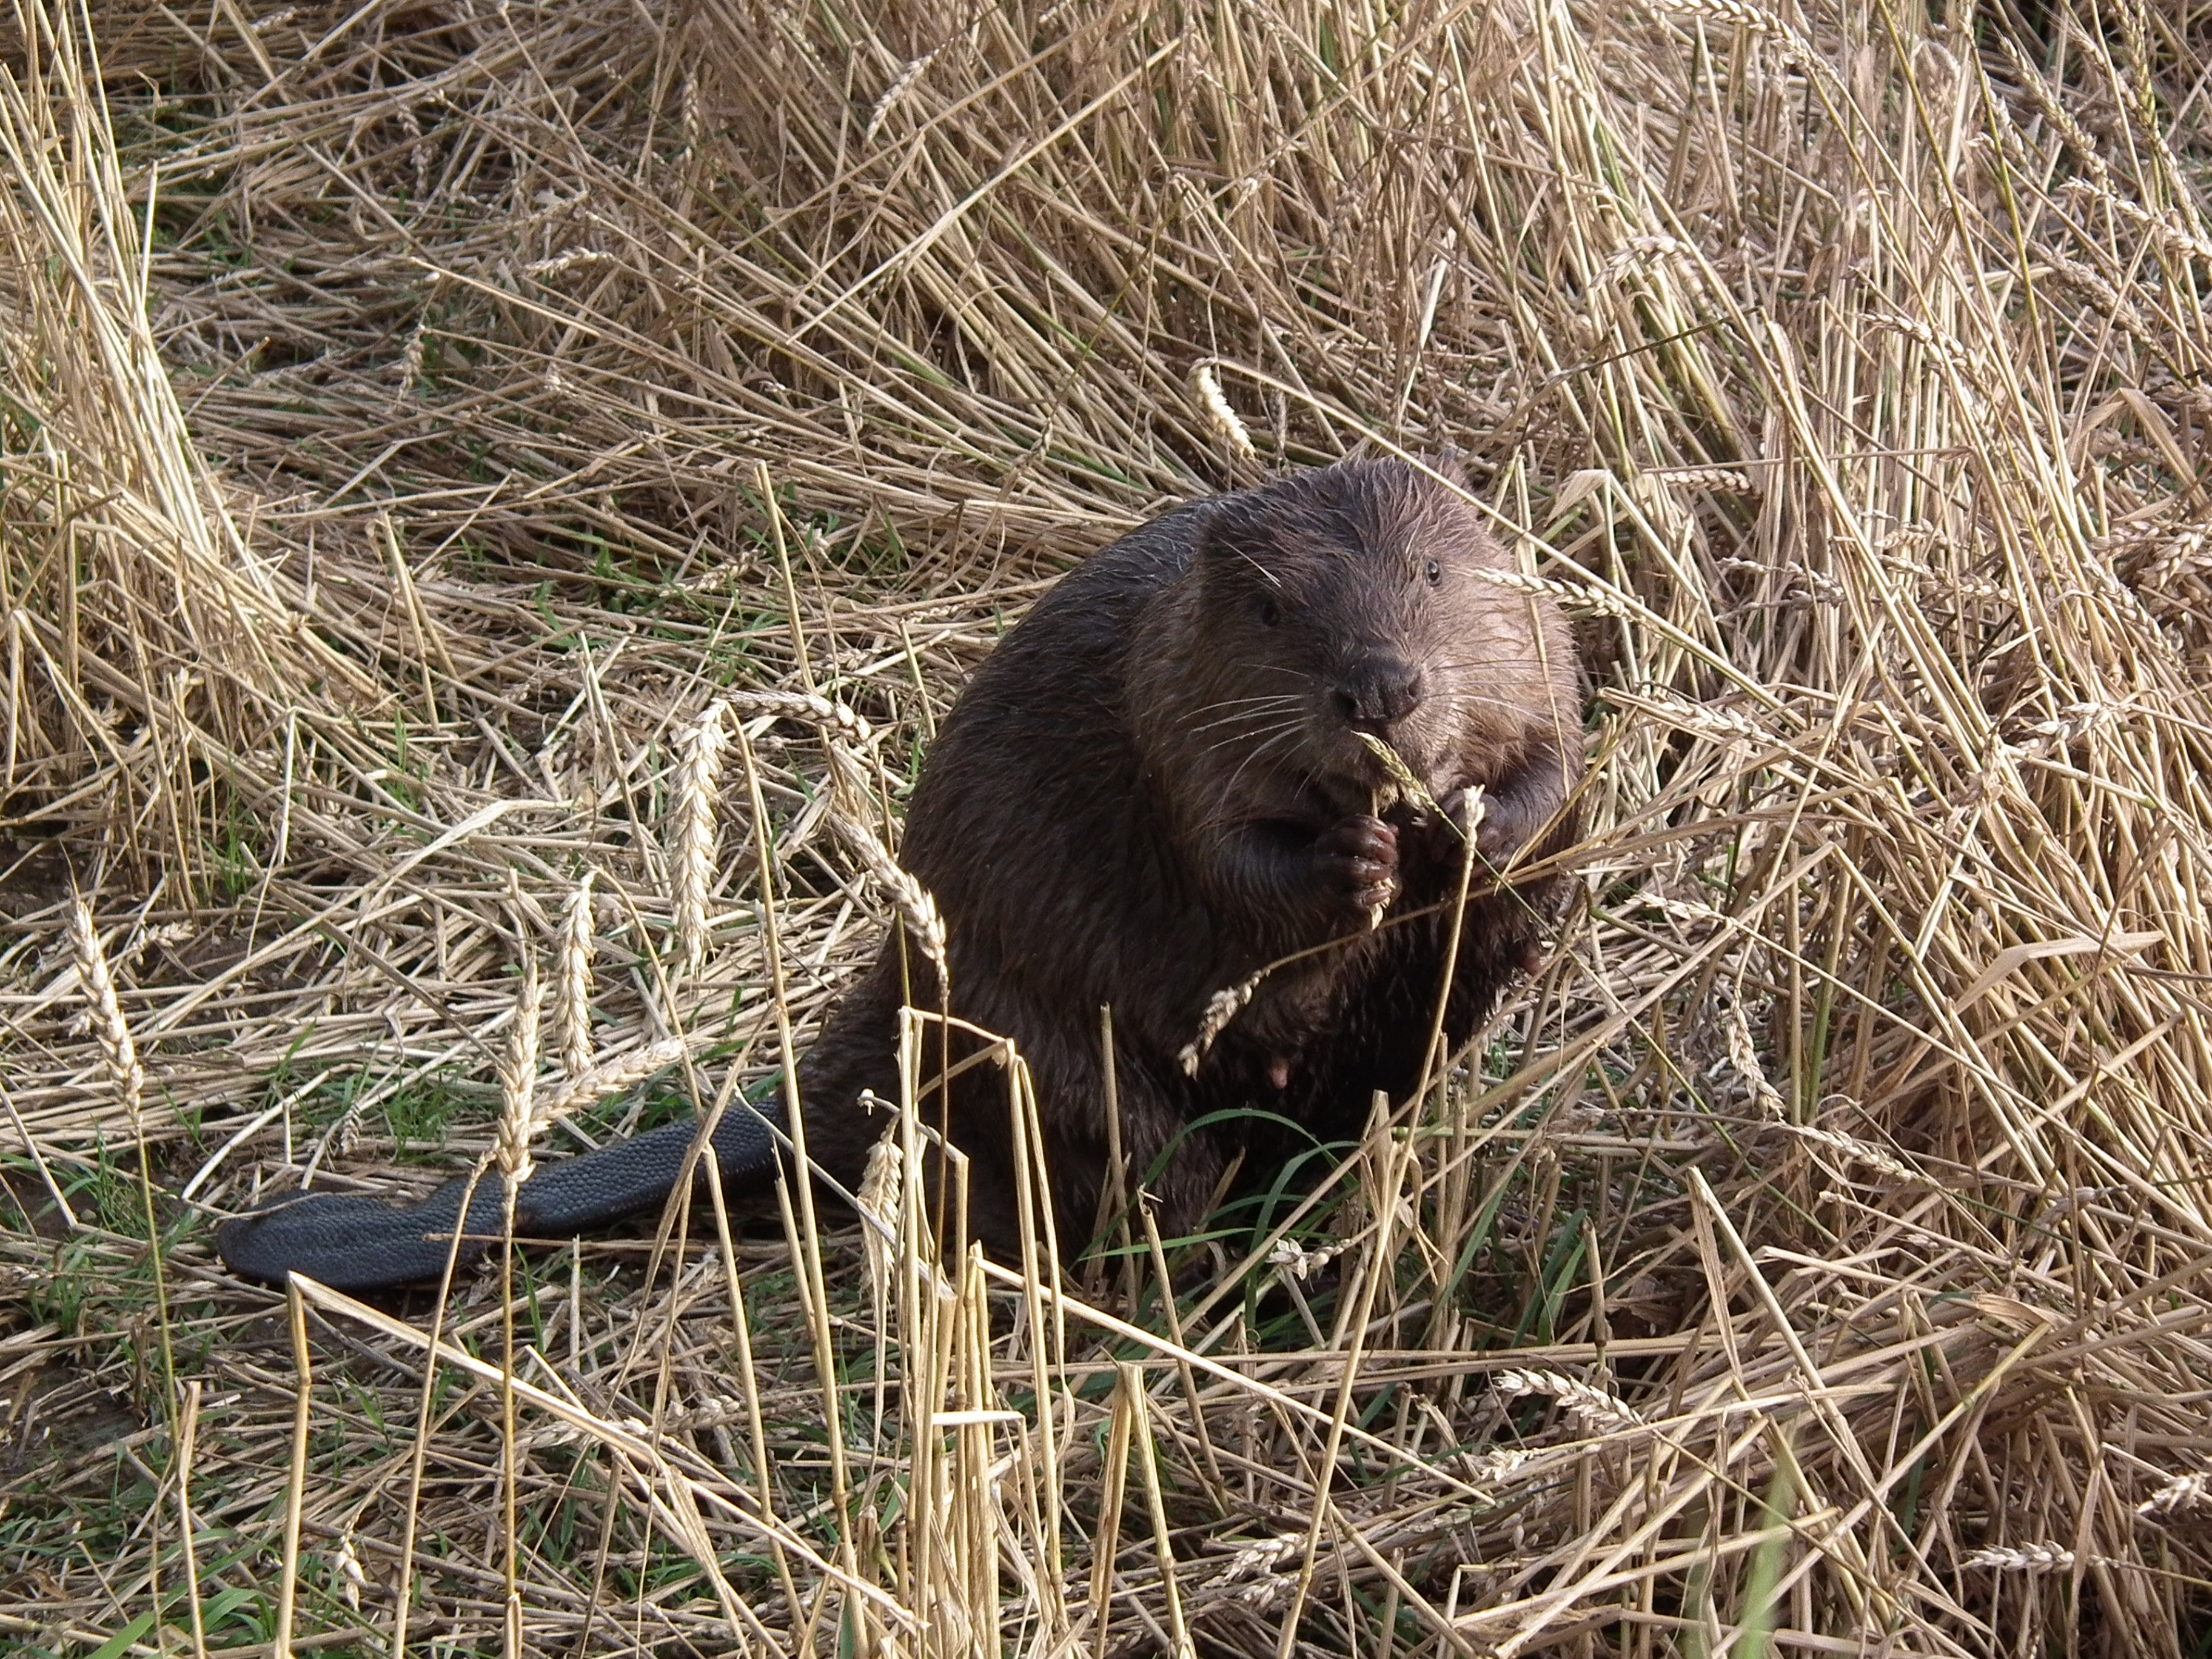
[1423,785,1525,868]
[1315,815,1398,914]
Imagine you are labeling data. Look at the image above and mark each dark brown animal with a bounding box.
[797,455,1581,1254]
[218,457,1580,1286]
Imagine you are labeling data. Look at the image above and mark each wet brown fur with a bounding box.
[793,457,1583,1257]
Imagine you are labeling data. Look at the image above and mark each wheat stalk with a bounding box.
[494,958,545,1195]
[1962,1544,2076,1572]
[1194,363,1259,461]
[2137,1470,2212,1519]
[526,1034,697,1127]
[1494,1368,1641,1433]
[863,48,942,142]
[67,901,143,1127]
[825,741,947,975]
[725,689,879,748]
[555,873,597,1081]
[1177,972,1262,1077]
[672,701,729,976]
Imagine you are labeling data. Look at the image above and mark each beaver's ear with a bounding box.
[1193,497,1265,569]
[1190,498,1284,605]
[1430,447,1472,488]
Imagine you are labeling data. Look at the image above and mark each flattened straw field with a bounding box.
[5,0,2212,1652]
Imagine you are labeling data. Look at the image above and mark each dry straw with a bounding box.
[8,0,2212,1652]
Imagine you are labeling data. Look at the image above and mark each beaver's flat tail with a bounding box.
[215,1104,783,1289]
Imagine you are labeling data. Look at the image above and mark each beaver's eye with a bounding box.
[1258,595,1283,627]
[1424,558,1444,586]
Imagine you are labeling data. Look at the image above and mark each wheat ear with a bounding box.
[672,701,729,975]
[556,872,596,1079]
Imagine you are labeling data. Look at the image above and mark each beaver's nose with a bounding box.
[1333,656,1426,732]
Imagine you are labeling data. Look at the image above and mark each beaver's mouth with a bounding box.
[1318,726,1443,812]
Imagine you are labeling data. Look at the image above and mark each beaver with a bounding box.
[217,457,1581,1287]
